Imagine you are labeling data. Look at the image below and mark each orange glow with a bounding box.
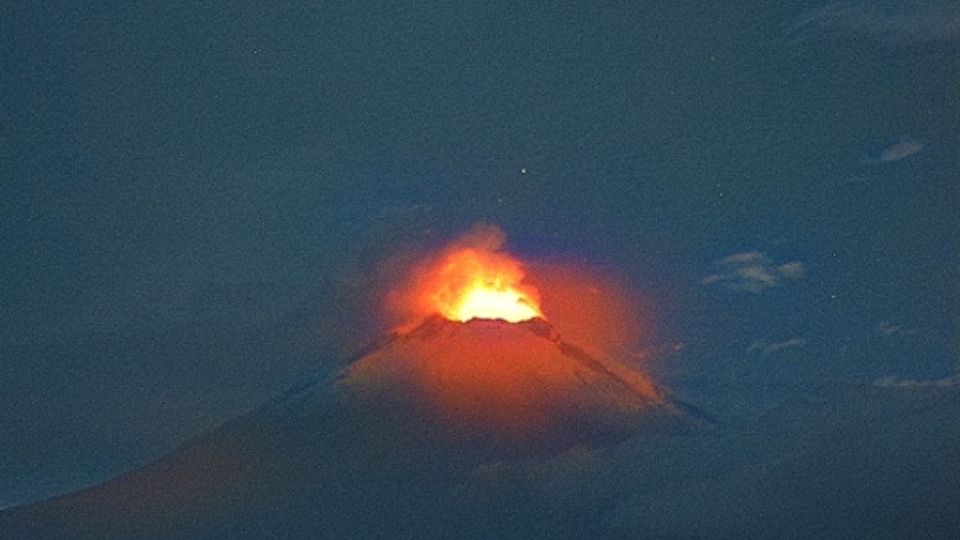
[387,225,544,327]
[451,286,540,322]
[525,262,652,360]
[360,225,669,444]
[382,225,653,360]
[431,249,542,323]
[345,318,665,441]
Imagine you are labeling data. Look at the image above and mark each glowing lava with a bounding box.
[425,247,543,323]
[450,287,539,323]
[358,224,674,446]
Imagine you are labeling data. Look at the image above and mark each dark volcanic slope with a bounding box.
[1,317,690,540]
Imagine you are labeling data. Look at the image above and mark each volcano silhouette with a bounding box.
[2,316,699,540]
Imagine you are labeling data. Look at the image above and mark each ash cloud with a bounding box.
[448,222,509,252]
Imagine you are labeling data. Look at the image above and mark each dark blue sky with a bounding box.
[2,1,957,508]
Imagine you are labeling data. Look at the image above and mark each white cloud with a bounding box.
[788,2,960,45]
[873,375,956,390]
[747,338,808,355]
[879,139,923,162]
[862,138,924,165]
[776,261,806,279]
[702,251,805,293]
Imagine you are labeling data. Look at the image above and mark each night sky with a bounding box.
[2,1,958,534]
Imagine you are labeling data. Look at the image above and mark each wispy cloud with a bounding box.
[747,338,808,355]
[873,374,957,390]
[877,321,919,337]
[702,251,805,293]
[788,1,960,45]
[863,138,924,165]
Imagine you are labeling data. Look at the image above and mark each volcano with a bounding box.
[1,314,696,539]
[340,315,672,454]
[2,224,700,538]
